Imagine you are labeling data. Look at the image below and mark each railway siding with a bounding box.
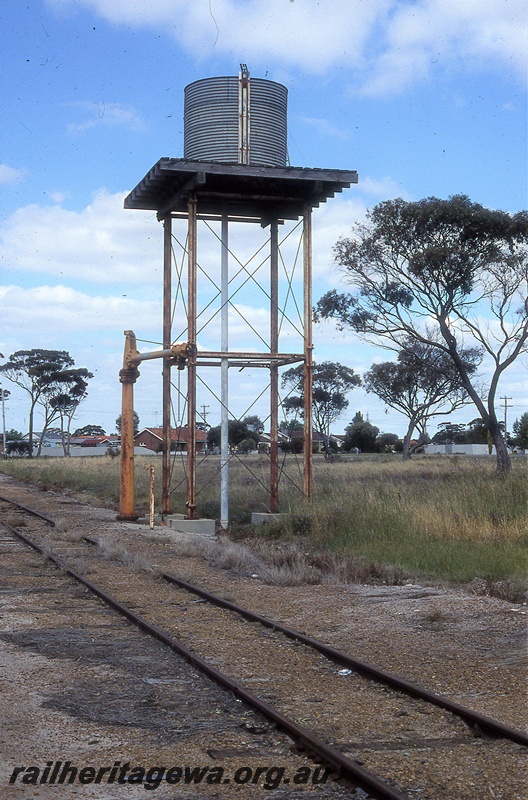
[0,474,526,800]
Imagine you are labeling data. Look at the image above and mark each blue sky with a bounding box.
[1,0,526,438]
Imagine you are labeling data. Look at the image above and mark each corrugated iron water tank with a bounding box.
[184,74,288,167]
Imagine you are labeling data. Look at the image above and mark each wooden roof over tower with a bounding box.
[124,158,358,223]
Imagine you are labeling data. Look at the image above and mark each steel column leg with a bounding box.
[186,195,198,519]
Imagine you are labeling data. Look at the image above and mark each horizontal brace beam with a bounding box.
[156,172,207,219]
[170,211,272,224]
[196,351,304,362]
[197,359,301,369]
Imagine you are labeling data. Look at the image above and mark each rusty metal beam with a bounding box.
[186,195,198,519]
[118,330,140,521]
[196,351,303,362]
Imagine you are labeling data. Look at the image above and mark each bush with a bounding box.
[237,437,256,454]
[6,440,31,456]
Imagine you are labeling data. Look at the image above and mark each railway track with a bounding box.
[1,490,526,799]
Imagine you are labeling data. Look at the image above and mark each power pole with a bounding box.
[500,396,513,435]
[200,404,210,428]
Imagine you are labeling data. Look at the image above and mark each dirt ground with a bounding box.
[0,472,526,799]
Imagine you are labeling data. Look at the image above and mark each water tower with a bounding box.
[119,66,357,527]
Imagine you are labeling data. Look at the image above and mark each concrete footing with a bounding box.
[165,514,216,536]
[251,512,284,526]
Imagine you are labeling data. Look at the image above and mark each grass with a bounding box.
[1,453,526,594]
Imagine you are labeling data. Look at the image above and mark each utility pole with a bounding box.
[500,396,513,435]
[200,404,210,428]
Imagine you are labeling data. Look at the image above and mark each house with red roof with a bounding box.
[134,427,207,453]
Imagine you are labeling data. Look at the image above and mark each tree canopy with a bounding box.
[512,413,528,450]
[207,419,259,450]
[343,412,380,453]
[364,338,479,459]
[116,412,139,437]
[0,350,92,456]
[315,195,528,473]
[48,368,93,455]
[74,425,106,437]
[281,361,360,458]
[241,415,264,438]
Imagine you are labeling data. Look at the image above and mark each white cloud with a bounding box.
[47,190,71,204]
[50,0,384,73]
[361,0,528,96]
[0,164,27,185]
[299,117,349,141]
[67,101,145,135]
[0,284,160,337]
[0,190,162,285]
[49,0,527,93]
[357,176,412,201]
[311,195,367,281]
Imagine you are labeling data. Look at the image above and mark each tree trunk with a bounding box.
[402,417,417,461]
[65,415,72,456]
[490,424,511,474]
[322,433,334,462]
[28,399,37,458]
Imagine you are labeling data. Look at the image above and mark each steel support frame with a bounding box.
[162,201,312,523]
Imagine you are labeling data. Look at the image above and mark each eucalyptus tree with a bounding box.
[364,339,480,459]
[0,350,74,456]
[49,368,93,455]
[281,361,361,458]
[316,195,528,473]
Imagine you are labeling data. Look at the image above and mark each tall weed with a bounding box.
[1,454,526,586]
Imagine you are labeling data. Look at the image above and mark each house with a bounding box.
[69,435,118,448]
[24,431,64,449]
[134,427,207,453]
[289,430,342,453]
[258,431,290,451]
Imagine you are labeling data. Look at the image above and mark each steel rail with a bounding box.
[0,494,55,527]
[153,567,528,747]
[3,521,408,800]
[1,491,526,749]
[82,533,528,749]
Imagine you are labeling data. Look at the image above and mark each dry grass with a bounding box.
[95,538,154,574]
[167,536,407,587]
[1,454,526,590]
